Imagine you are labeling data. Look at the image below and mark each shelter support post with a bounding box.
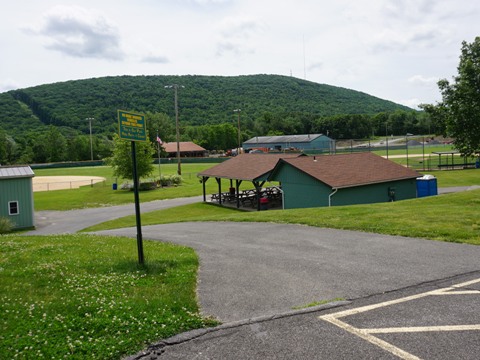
[215,177,222,204]
[202,176,209,202]
[236,179,242,208]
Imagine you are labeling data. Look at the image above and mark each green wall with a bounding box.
[331,179,417,206]
[0,178,35,229]
[272,164,417,209]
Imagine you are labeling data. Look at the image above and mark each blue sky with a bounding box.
[1,0,480,108]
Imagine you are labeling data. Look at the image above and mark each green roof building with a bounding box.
[243,134,334,153]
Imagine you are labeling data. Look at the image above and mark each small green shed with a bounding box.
[0,165,35,230]
[268,153,420,209]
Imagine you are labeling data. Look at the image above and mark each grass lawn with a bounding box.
[0,234,217,359]
[372,144,455,157]
[84,189,480,246]
[33,164,225,210]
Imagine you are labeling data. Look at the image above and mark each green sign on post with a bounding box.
[118,110,146,265]
[118,110,147,141]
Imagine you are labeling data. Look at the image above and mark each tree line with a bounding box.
[0,109,434,165]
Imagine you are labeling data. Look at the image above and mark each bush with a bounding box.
[119,182,157,191]
[158,175,183,187]
[139,181,157,191]
[0,217,13,234]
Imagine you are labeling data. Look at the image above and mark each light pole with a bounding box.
[165,84,184,175]
[86,117,94,161]
[233,109,241,155]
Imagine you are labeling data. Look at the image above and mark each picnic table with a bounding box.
[210,187,281,208]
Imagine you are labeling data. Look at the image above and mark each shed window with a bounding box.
[9,201,19,215]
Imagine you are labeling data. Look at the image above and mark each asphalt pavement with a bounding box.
[96,222,480,324]
[27,196,203,235]
[126,273,479,359]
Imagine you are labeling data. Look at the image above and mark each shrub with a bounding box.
[0,217,13,234]
[158,175,183,187]
[139,181,157,191]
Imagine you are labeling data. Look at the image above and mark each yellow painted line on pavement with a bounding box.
[319,278,480,360]
[367,324,480,334]
[437,290,480,295]
[321,278,480,319]
[321,315,421,360]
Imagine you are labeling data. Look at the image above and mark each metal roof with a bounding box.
[0,166,35,179]
[244,134,325,144]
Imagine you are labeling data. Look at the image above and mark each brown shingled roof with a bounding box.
[274,153,420,188]
[199,153,303,181]
[163,142,206,153]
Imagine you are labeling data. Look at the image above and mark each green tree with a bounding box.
[145,112,175,143]
[105,134,155,180]
[44,126,67,162]
[437,37,480,156]
[67,135,90,161]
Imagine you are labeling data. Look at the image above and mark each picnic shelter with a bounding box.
[198,153,304,210]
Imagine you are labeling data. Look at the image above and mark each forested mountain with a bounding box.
[1,74,410,138]
[1,74,428,165]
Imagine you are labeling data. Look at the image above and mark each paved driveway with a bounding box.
[96,222,480,323]
[27,196,203,235]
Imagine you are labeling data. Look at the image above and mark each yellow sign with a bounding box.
[118,110,147,141]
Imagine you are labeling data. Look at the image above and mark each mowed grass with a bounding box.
[0,234,217,359]
[33,164,221,210]
[85,189,480,245]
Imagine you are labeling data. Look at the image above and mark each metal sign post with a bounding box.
[118,110,147,265]
[131,141,144,264]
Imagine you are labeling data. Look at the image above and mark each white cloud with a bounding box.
[0,79,20,93]
[215,17,265,57]
[190,0,232,4]
[397,98,423,109]
[408,75,438,87]
[25,5,124,60]
[141,55,169,64]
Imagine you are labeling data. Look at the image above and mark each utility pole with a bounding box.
[165,84,184,175]
[233,109,241,155]
[86,117,94,161]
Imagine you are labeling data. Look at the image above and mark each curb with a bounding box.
[124,300,351,359]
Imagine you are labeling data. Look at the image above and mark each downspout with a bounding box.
[328,188,338,207]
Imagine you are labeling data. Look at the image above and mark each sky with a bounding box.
[1,0,479,109]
